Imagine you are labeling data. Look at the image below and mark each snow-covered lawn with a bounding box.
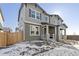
[0,40,54,56]
[36,44,79,56]
[0,40,79,56]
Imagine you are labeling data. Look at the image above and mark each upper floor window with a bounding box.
[31,10,35,18]
[29,9,31,17]
[29,9,35,18]
[45,16,48,21]
[36,12,41,19]
[29,9,41,20]
[35,4,38,8]
[43,15,48,21]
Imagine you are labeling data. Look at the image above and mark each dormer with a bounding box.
[49,14,63,25]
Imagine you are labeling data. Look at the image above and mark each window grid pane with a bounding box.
[30,25,40,36]
[31,10,35,18]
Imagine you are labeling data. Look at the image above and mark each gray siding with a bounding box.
[50,15,62,26]
[18,4,25,31]
[24,3,49,24]
[24,23,41,40]
[18,3,67,41]
[50,16,58,25]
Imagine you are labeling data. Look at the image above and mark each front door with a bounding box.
[43,27,46,38]
[49,26,55,39]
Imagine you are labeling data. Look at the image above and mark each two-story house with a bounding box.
[18,3,68,42]
[0,8,4,30]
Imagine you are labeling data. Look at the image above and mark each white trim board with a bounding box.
[23,20,41,25]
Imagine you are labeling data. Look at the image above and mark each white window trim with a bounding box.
[30,25,35,36]
[24,20,41,25]
[35,26,40,36]
[29,8,41,20]
[36,11,41,20]
[41,14,49,22]
[31,9,35,18]
[44,15,49,21]
[30,25,40,36]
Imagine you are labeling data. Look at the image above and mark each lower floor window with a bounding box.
[30,25,40,36]
[31,31,34,34]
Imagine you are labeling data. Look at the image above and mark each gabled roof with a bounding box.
[50,14,63,22]
[0,8,4,21]
[18,3,23,22]
[18,3,66,25]
[18,3,49,22]
[35,3,49,15]
[62,23,68,28]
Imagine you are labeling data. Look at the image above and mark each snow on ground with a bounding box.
[0,40,79,56]
[36,44,79,56]
[0,40,54,56]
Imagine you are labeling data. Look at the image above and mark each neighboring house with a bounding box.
[18,3,68,42]
[15,27,19,32]
[3,27,12,32]
[0,8,4,30]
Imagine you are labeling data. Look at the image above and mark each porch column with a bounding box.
[42,26,45,39]
[46,25,49,41]
[55,25,59,42]
[64,29,67,40]
[55,26,57,41]
[64,29,66,35]
[23,23,26,40]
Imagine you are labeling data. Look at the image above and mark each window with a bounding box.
[43,15,48,21]
[36,12,41,19]
[29,9,41,20]
[31,10,35,18]
[30,25,35,35]
[35,4,40,8]
[35,4,38,8]
[58,17,60,20]
[45,16,48,21]
[29,9,31,17]
[36,27,39,35]
[30,25,40,36]
[29,9,35,18]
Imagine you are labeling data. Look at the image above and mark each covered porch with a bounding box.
[41,23,57,42]
[60,24,68,40]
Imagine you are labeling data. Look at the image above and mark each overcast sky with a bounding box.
[0,3,79,35]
